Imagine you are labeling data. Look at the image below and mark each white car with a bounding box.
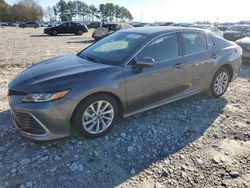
[192,25,224,37]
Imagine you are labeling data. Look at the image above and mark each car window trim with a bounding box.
[126,31,181,66]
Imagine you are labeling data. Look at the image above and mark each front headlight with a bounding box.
[22,90,70,102]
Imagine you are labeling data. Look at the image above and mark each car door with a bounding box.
[69,22,77,33]
[124,33,186,113]
[181,31,217,92]
[57,23,68,33]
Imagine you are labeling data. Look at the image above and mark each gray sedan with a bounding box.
[8,27,242,140]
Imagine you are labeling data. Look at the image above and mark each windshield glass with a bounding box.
[229,26,250,32]
[79,32,146,65]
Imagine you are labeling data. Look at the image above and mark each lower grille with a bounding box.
[12,111,47,135]
[8,89,27,96]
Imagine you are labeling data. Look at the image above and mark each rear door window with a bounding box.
[182,32,207,55]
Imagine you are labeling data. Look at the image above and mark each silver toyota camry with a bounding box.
[8,27,242,140]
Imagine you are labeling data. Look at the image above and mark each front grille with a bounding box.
[8,89,27,96]
[12,111,47,135]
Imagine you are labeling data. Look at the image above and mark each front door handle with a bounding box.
[173,63,182,69]
[211,54,219,59]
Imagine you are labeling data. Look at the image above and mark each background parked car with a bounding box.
[236,37,250,62]
[171,23,193,27]
[223,25,250,41]
[217,25,229,32]
[87,21,101,29]
[9,22,20,27]
[0,22,9,26]
[19,22,39,28]
[92,22,133,40]
[44,21,88,36]
[192,25,224,37]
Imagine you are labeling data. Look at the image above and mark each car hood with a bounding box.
[9,54,113,92]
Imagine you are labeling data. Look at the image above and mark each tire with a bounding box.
[51,30,58,36]
[207,67,231,98]
[76,30,83,35]
[72,94,119,138]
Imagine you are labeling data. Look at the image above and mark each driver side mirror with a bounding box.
[134,57,155,68]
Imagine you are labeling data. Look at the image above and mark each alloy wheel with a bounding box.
[82,100,114,134]
[214,72,229,95]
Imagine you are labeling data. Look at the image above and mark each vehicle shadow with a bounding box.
[30,34,80,37]
[241,61,250,79]
[67,39,95,44]
[0,94,228,187]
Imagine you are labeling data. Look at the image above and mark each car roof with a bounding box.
[120,26,206,35]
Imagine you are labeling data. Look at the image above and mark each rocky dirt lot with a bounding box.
[0,27,250,188]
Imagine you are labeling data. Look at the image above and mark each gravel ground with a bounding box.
[0,27,250,188]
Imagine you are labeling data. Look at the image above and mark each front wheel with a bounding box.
[51,30,58,36]
[76,30,83,35]
[72,94,119,138]
[207,67,231,98]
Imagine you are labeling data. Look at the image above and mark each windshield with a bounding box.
[79,32,146,65]
[229,26,250,32]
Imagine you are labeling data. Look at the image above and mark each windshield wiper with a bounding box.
[78,53,104,64]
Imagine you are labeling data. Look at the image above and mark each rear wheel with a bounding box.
[207,67,231,98]
[72,94,119,138]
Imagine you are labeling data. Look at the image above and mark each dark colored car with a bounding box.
[236,37,250,62]
[223,25,250,41]
[8,27,242,141]
[19,22,39,28]
[92,22,133,40]
[217,26,228,32]
[44,22,88,36]
[87,22,101,29]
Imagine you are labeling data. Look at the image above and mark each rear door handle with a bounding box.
[211,54,219,59]
[173,63,182,69]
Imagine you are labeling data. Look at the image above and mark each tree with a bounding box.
[114,5,121,22]
[88,4,97,21]
[11,0,43,22]
[78,1,89,21]
[67,1,76,20]
[99,4,107,21]
[105,3,115,22]
[56,0,70,21]
[52,5,58,21]
[0,0,11,21]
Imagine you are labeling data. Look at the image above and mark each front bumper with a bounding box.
[9,95,72,141]
[44,29,51,34]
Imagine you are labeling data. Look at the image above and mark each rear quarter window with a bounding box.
[182,31,207,55]
[206,36,215,49]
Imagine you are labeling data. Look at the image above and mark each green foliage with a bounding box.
[0,0,11,21]
[56,1,133,22]
[0,0,133,22]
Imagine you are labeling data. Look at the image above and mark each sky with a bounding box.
[5,0,250,23]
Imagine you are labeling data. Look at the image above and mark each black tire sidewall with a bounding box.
[72,94,119,138]
[52,30,58,36]
[209,67,230,98]
[78,30,83,35]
